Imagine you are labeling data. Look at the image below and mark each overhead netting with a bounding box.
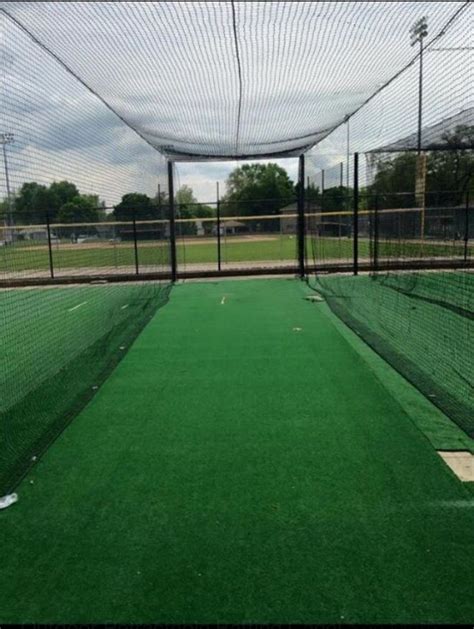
[1,2,470,160]
[0,7,172,494]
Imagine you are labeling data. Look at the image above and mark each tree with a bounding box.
[369,125,474,207]
[14,182,55,224]
[57,195,99,237]
[113,193,155,221]
[426,125,474,205]
[12,180,100,225]
[49,181,79,209]
[175,184,197,211]
[222,163,295,224]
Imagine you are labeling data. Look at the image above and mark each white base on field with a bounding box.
[438,451,474,482]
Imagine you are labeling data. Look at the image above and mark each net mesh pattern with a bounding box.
[0,5,172,494]
[1,2,470,160]
[308,149,473,438]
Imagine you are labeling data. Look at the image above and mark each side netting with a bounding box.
[309,148,473,438]
[0,10,172,496]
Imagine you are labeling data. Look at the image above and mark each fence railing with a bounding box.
[0,194,472,284]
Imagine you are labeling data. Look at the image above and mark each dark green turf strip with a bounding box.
[0,279,473,624]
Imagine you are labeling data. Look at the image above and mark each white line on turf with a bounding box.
[221,296,226,305]
[68,301,88,312]
[121,304,129,310]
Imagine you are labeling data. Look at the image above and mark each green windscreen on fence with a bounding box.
[311,271,473,438]
[0,281,171,495]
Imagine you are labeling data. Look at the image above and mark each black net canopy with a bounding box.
[1,1,470,161]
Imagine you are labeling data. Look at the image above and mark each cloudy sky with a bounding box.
[1,2,471,205]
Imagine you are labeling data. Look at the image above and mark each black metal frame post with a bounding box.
[353,152,359,276]
[45,211,55,279]
[417,37,424,155]
[464,189,470,264]
[132,208,139,275]
[340,161,343,188]
[168,160,177,282]
[297,154,306,278]
[216,181,222,271]
[373,192,379,272]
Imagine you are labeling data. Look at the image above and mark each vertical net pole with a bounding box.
[216,181,222,272]
[353,152,359,276]
[297,154,306,278]
[340,162,343,188]
[464,188,470,264]
[132,208,139,275]
[167,160,177,282]
[46,211,55,279]
[373,191,379,273]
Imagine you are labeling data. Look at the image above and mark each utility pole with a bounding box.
[1,132,14,243]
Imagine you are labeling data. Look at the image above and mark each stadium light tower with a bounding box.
[410,17,428,154]
[0,132,14,241]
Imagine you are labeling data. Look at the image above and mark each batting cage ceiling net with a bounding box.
[1,1,470,161]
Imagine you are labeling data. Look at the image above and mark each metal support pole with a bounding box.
[353,152,359,276]
[373,192,379,272]
[2,142,13,242]
[167,160,177,282]
[321,169,325,195]
[216,182,222,272]
[297,154,306,278]
[340,162,343,188]
[346,117,350,189]
[417,38,424,155]
[464,189,470,264]
[132,209,139,275]
[46,211,54,279]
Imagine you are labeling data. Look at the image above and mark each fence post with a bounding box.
[45,211,54,279]
[297,153,306,278]
[464,189,470,264]
[321,168,325,195]
[340,162,343,188]
[132,209,139,275]
[216,181,222,271]
[373,192,379,272]
[167,160,177,282]
[353,152,359,276]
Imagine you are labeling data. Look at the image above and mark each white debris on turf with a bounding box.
[0,493,18,510]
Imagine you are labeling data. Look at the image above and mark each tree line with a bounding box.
[1,125,472,232]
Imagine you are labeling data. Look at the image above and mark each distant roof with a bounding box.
[280,202,320,213]
[222,220,246,228]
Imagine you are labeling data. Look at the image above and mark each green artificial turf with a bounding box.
[0,278,473,623]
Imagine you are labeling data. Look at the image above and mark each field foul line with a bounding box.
[221,296,226,305]
[68,301,88,312]
[121,304,129,310]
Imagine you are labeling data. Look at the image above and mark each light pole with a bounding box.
[1,132,14,243]
[410,18,428,240]
[410,17,428,154]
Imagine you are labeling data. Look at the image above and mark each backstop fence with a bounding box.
[2,150,472,285]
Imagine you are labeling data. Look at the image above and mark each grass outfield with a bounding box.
[1,235,469,272]
[0,279,473,623]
